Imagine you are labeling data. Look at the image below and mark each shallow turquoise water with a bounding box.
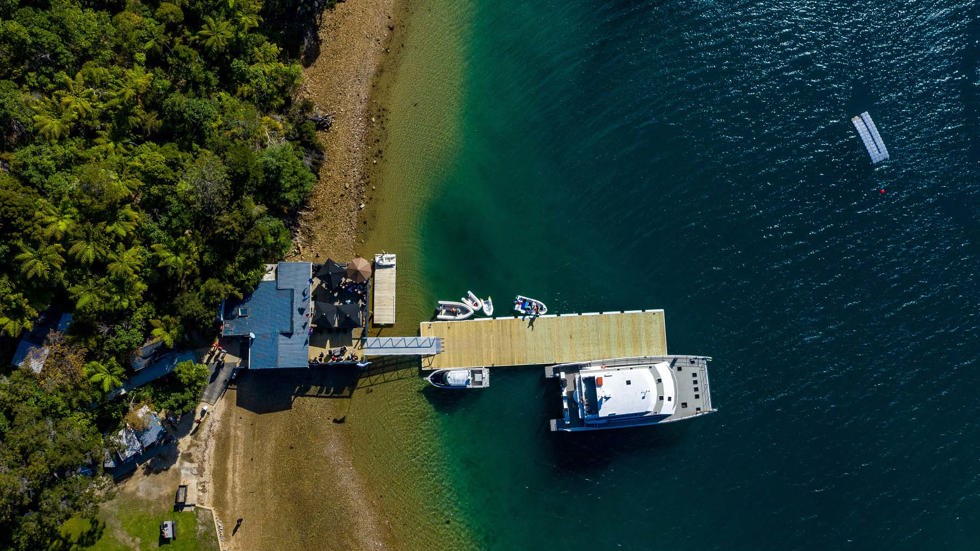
[410,1,979,549]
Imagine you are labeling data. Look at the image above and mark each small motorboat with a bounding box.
[427,368,490,389]
[436,300,474,320]
[482,296,494,316]
[374,252,396,267]
[462,290,483,312]
[514,295,547,316]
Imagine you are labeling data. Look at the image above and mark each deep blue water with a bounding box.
[417,1,979,549]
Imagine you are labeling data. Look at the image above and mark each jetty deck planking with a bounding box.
[372,261,396,325]
[419,310,667,370]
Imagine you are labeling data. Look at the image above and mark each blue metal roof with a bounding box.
[138,412,164,448]
[221,262,311,369]
[10,311,73,369]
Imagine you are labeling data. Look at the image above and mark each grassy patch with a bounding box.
[85,493,219,551]
[51,516,106,549]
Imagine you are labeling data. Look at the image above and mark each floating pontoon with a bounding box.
[851,111,889,164]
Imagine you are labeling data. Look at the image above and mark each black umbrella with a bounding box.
[316,259,345,289]
[337,303,362,329]
[314,302,338,328]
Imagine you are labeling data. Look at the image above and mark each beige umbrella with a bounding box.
[346,257,372,283]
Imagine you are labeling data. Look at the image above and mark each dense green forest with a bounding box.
[0,0,324,545]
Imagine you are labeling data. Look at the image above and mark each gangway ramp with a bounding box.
[363,336,442,356]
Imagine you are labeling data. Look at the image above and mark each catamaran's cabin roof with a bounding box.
[579,362,676,420]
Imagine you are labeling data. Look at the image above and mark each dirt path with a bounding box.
[290,0,396,262]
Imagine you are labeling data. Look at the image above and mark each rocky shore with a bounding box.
[290,0,398,262]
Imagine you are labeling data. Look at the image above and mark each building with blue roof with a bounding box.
[221,262,312,369]
[103,405,165,469]
[10,311,73,373]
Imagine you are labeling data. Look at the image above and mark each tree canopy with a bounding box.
[0,368,108,549]
[0,0,321,350]
[0,0,323,546]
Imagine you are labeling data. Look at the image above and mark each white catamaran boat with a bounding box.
[436,300,474,321]
[513,295,547,316]
[545,356,715,432]
[462,291,483,313]
[482,296,494,316]
[427,368,490,389]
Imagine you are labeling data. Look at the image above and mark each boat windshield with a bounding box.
[445,370,470,386]
[581,376,599,415]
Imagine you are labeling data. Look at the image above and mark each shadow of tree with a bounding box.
[168,409,198,439]
[53,516,105,548]
[141,443,180,475]
[261,0,338,66]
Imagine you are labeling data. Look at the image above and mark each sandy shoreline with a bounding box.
[205,0,405,549]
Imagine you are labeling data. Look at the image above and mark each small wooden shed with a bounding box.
[174,485,188,512]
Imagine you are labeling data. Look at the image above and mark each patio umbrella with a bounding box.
[313,302,338,328]
[337,303,362,329]
[346,257,372,283]
[316,259,345,289]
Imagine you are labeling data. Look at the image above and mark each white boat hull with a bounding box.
[436,300,474,320]
[463,290,483,312]
[513,295,547,315]
[374,253,396,267]
[427,368,490,389]
[482,296,494,316]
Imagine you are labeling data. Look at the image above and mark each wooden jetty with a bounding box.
[372,254,396,325]
[419,310,667,370]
